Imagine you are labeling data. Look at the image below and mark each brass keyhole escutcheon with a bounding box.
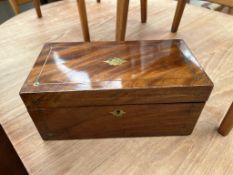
[111,109,126,118]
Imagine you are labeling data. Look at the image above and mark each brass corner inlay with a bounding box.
[33,81,40,87]
[104,57,127,66]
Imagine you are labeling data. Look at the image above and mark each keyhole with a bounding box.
[111,109,125,117]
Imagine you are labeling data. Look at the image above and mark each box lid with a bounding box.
[20,40,213,108]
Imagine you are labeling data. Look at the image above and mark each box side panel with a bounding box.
[20,86,212,108]
[27,103,205,140]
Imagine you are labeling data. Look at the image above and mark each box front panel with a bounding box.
[28,103,205,140]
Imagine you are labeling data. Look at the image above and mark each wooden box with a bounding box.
[20,40,213,140]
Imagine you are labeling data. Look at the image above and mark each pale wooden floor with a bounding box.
[0,0,233,174]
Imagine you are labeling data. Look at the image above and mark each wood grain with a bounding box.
[19,40,212,139]
[28,103,205,140]
[0,0,233,174]
[20,40,213,104]
[209,0,233,7]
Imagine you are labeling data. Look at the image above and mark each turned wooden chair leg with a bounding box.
[77,0,90,42]
[218,102,233,136]
[171,0,186,33]
[140,0,147,23]
[33,0,42,18]
[9,0,20,15]
[116,0,129,41]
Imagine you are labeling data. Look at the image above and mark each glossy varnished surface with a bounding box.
[29,102,205,139]
[20,40,212,139]
[1,0,233,174]
[20,40,213,108]
[21,40,212,92]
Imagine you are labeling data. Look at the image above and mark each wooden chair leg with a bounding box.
[140,0,147,23]
[0,125,28,175]
[9,0,20,15]
[171,0,186,33]
[116,0,129,41]
[77,0,90,42]
[33,0,42,18]
[218,102,233,136]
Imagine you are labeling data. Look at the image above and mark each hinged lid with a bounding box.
[20,40,213,108]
